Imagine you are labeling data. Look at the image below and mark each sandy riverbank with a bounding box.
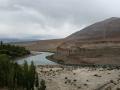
[36,65,120,90]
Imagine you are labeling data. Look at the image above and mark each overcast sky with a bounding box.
[0,0,120,40]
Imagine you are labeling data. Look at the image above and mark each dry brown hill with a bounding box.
[66,17,120,41]
[58,17,120,50]
[15,39,64,52]
[53,17,120,64]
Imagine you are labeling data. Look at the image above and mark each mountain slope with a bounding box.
[66,17,120,41]
[53,17,120,64]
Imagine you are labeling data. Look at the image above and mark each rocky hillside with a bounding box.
[58,17,120,50]
[66,17,120,41]
[53,17,120,64]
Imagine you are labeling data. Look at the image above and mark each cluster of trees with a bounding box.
[0,54,46,90]
[0,41,46,90]
[0,54,33,89]
[0,41,30,59]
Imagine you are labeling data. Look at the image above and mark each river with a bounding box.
[17,52,58,65]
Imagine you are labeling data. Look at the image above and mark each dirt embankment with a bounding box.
[15,39,64,52]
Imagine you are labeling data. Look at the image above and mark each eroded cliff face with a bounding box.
[53,17,120,64]
[53,41,120,64]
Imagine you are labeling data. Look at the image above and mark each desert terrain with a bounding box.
[37,65,120,90]
[14,39,64,52]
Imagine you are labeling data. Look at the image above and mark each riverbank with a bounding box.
[46,54,64,64]
[36,65,120,90]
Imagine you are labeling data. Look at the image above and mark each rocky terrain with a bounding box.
[37,65,120,90]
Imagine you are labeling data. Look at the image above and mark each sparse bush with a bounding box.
[84,84,88,86]
[73,83,76,86]
[65,81,67,84]
[39,79,46,90]
[78,86,81,89]
[65,77,68,79]
[86,80,89,82]
[73,73,76,75]
[116,88,120,90]
[110,80,114,83]
[73,79,77,82]
[94,74,101,77]
[50,69,52,71]
[67,79,71,83]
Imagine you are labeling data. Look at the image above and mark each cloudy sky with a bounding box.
[0,0,120,40]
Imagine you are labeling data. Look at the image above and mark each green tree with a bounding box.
[29,61,36,90]
[23,61,29,90]
[0,41,3,46]
[35,73,39,88]
[39,79,46,90]
[0,44,38,90]
[0,54,10,87]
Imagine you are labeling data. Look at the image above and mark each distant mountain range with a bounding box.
[0,38,22,43]
[0,38,40,43]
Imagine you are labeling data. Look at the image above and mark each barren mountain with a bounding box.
[58,17,120,50]
[66,17,120,41]
[53,17,120,64]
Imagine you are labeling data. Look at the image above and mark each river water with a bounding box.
[17,52,57,65]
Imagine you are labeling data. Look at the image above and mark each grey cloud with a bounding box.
[0,0,120,39]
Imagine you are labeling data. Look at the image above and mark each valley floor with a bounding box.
[37,65,120,90]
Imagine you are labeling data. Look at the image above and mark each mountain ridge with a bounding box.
[66,17,120,41]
